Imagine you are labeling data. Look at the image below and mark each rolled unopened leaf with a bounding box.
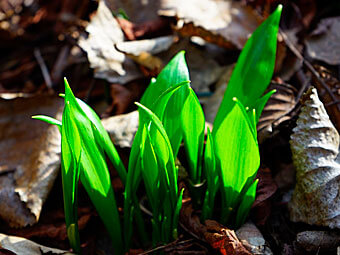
[289,87,340,228]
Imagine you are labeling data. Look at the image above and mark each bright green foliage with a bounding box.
[31,4,282,253]
[213,98,260,225]
[141,51,190,157]
[204,5,282,226]
[141,52,205,190]
[33,78,126,254]
[124,84,187,248]
[201,127,218,221]
[182,89,205,185]
[213,5,282,132]
[140,5,282,228]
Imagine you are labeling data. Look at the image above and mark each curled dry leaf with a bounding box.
[78,0,141,84]
[159,0,262,50]
[305,17,340,65]
[289,87,340,228]
[258,82,297,143]
[0,233,73,255]
[0,95,62,227]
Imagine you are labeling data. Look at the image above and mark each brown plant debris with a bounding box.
[159,0,262,50]
[0,95,62,227]
[289,87,340,228]
[180,202,251,255]
[305,17,340,65]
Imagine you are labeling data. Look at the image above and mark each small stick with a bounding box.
[137,239,194,255]
[34,48,53,89]
[279,29,340,111]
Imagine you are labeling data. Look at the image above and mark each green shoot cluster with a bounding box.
[32,5,281,254]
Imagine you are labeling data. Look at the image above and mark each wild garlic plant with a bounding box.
[32,4,282,254]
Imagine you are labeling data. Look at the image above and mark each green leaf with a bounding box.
[252,89,276,124]
[172,188,184,240]
[141,51,190,157]
[60,80,127,185]
[182,89,205,184]
[214,99,260,225]
[32,115,62,131]
[63,79,124,254]
[135,102,181,245]
[235,179,258,227]
[201,127,218,221]
[141,51,189,109]
[213,5,282,133]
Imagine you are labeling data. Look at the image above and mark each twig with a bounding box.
[51,45,70,84]
[34,48,53,89]
[279,29,340,111]
[295,70,311,102]
[137,239,195,255]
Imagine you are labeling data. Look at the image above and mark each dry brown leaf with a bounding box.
[252,168,277,226]
[180,202,250,255]
[0,233,73,255]
[289,87,340,228]
[101,110,139,148]
[313,65,340,132]
[296,230,340,252]
[7,208,92,242]
[159,38,228,94]
[115,36,176,56]
[236,222,273,254]
[0,95,62,227]
[258,82,297,142]
[203,220,251,255]
[305,17,340,65]
[116,17,172,40]
[202,64,234,123]
[78,0,141,84]
[159,0,262,50]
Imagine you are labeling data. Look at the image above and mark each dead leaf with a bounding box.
[289,87,340,228]
[159,0,263,50]
[296,230,340,252]
[0,95,62,227]
[312,65,340,132]
[202,64,234,123]
[116,17,172,40]
[159,38,228,94]
[0,233,73,255]
[101,110,139,148]
[258,82,297,143]
[236,221,273,254]
[127,52,163,73]
[115,36,176,56]
[252,168,277,226]
[7,208,92,242]
[0,248,16,255]
[204,220,251,255]
[305,17,340,65]
[105,83,136,116]
[180,201,251,255]
[78,0,142,84]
